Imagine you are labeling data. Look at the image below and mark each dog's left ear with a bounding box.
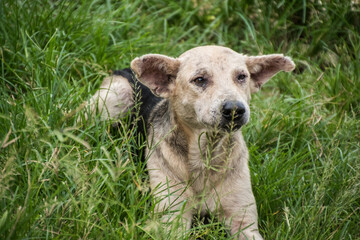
[131,54,180,98]
[246,54,295,93]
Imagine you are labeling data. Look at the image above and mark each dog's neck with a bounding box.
[169,103,242,169]
[171,109,245,191]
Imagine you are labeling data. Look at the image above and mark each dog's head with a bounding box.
[131,46,295,132]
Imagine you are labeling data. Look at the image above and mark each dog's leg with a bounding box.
[221,177,263,240]
[208,166,263,240]
[149,169,194,234]
[82,75,134,121]
[223,193,263,240]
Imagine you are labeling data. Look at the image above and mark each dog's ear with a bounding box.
[131,54,180,98]
[246,54,295,93]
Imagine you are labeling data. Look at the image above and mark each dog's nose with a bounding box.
[221,101,246,122]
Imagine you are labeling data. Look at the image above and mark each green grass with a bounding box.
[1,0,359,239]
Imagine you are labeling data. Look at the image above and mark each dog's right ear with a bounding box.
[246,54,295,93]
[131,54,180,98]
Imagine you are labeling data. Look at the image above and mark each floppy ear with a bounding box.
[131,54,180,98]
[246,54,295,93]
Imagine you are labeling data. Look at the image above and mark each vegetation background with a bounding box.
[0,0,359,239]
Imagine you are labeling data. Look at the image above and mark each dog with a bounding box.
[84,46,295,239]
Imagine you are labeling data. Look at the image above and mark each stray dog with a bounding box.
[85,46,295,239]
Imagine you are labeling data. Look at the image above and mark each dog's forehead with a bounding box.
[178,46,247,73]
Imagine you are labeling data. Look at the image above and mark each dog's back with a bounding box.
[112,69,162,137]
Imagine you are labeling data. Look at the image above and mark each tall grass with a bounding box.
[0,0,359,239]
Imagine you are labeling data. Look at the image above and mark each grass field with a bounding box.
[1,0,359,239]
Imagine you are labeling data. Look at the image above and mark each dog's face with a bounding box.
[174,46,252,131]
[131,46,295,131]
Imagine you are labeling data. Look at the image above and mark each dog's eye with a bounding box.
[192,77,208,87]
[237,74,247,83]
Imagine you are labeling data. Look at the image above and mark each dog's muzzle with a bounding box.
[220,101,247,131]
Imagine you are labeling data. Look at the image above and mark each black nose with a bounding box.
[221,101,246,122]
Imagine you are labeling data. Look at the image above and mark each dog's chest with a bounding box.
[147,130,248,200]
[185,133,243,192]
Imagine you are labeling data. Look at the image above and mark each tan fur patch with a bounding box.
[84,75,134,121]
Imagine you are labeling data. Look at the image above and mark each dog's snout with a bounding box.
[220,101,247,131]
[221,101,246,121]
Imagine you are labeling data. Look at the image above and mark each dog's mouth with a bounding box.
[218,119,246,132]
[197,116,247,134]
[200,111,248,132]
